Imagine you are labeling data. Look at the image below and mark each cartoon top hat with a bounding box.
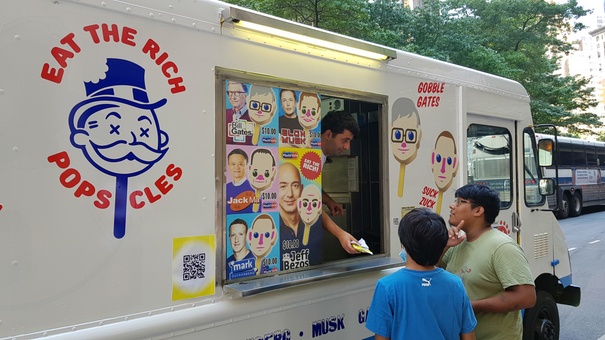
[69,58,167,130]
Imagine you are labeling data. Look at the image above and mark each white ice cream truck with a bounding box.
[0,0,579,339]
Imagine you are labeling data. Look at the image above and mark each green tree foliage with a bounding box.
[224,0,599,132]
[226,0,372,38]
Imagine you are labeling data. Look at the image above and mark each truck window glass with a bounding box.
[523,128,545,206]
[466,124,512,208]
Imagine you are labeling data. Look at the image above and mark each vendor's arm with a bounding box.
[321,211,358,254]
[322,190,344,216]
[471,284,536,313]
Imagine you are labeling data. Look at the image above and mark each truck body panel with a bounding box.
[0,0,577,339]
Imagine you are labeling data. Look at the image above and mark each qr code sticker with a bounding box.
[183,253,205,281]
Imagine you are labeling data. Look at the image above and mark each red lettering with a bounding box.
[74,180,95,198]
[95,190,112,209]
[142,38,160,59]
[102,23,120,42]
[50,47,74,68]
[155,52,169,66]
[144,186,161,203]
[166,163,182,181]
[417,82,445,94]
[41,63,64,83]
[142,39,186,94]
[129,190,145,209]
[161,60,175,76]
[83,24,138,46]
[122,26,137,46]
[168,77,186,94]
[60,33,81,53]
[48,151,71,168]
[155,175,172,195]
[60,168,81,189]
[83,24,101,43]
[417,96,440,108]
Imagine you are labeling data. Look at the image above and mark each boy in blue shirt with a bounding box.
[366,208,476,340]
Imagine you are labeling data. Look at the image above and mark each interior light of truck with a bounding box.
[223,7,397,61]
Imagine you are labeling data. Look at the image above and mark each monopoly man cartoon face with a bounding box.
[69,58,169,177]
[298,184,322,225]
[248,214,277,258]
[391,97,422,165]
[431,131,458,191]
[248,85,276,125]
[248,149,276,192]
[297,92,321,130]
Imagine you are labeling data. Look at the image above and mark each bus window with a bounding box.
[586,146,597,166]
[598,149,605,167]
[572,145,586,166]
[559,143,574,166]
[467,124,512,208]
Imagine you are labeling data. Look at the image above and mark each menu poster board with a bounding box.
[225,79,324,279]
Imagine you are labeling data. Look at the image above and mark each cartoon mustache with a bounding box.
[92,140,167,164]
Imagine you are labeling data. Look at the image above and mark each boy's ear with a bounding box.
[473,205,485,217]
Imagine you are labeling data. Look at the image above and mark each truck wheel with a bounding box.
[523,290,559,340]
[568,192,582,217]
[556,194,569,219]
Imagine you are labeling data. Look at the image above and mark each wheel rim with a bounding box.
[560,197,569,216]
[535,311,556,340]
[573,196,581,213]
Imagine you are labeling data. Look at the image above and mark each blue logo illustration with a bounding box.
[68,58,169,238]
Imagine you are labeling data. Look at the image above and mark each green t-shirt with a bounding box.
[442,229,534,340]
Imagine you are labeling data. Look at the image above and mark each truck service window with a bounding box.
[221,74,385,283]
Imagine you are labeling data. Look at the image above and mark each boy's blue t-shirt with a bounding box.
[366,267,476,339]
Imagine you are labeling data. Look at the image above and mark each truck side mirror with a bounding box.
[538,139,553,167]
[539,178,554,196]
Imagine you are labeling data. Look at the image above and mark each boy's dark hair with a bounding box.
[321,111,360,138]
[454,183,501,225]
[398,208,448,266]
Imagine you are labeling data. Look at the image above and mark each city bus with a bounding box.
[535,131,605,218]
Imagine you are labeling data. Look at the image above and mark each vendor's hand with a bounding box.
[447,220,466,248]
[338,231,360,254]
[326,200,345,216]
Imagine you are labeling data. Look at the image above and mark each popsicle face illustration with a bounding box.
[391,101,421,165]
[298,184,322,225]
[390,97,421,198]
[297,93,321,130]
[431,131,458,191]
[249,87,276,126]
[248,214,277,258]
[248,85,276,145]
[248,149,276,192]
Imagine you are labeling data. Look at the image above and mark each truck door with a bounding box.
[466,114,518,240]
